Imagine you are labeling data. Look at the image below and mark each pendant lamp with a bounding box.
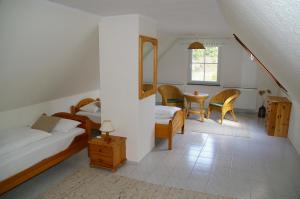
[188,42,205,49]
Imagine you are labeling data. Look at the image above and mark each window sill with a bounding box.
[187,82,221,86]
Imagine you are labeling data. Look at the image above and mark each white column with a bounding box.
[99,15,157,161]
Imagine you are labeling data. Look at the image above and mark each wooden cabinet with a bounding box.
[265,96,291,137]
[88,136,126,171]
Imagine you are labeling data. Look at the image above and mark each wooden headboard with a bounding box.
[52,112,92,138]
[70,98,100,114]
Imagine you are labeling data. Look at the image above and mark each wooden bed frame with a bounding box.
[155,110,185,150]
[70,97,101,130]
[0,112,92,195]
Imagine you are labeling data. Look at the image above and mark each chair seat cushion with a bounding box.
[167,98,183,103]
[210,102,224,107]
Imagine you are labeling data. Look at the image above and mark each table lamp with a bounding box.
[100,120,115,143]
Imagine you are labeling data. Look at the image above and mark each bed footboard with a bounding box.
[155,109,185,150]
[171,109,185,135]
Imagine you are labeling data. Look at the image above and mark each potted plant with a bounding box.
[258,89,272,118]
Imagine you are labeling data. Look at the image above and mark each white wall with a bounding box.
[99,15,156,162]
[137,16,157,160]
[0,90,100,130]
[99,15,139,161]
[256,66,281,108]
[288,100,300,154]
[280,91,300,154]
[0,0,101,112]
[157,38,244,86]
[156,37,280,111]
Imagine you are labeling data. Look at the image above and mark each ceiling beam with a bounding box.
[233,34,287,93]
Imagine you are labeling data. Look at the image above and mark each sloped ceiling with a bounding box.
[50,0,231,36]
[217,0,300,103]
[0,0,101,111]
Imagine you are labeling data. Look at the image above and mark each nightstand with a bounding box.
[88,135,126,172]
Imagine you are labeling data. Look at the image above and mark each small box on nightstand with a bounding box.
[88,135,126,172]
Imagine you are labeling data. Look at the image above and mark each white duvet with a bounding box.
[155,105,181,119]
[0,127,84,181]
[155,105,181,124]
[0,127,50,157]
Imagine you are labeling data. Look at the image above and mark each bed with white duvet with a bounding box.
[154,105,185,150]
[0,127,84,181]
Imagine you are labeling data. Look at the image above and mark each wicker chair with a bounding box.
[207,89,241,124]
[158,85,184,108]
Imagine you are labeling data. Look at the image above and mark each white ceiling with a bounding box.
[50,0,231,36]
[218,0,300,103]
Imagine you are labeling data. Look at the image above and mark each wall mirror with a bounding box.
[139,35,158,99]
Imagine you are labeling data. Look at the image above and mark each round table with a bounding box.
[184,93,209,122]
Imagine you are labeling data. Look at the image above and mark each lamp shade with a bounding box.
[188,42,205,49]
[100,120,115,132]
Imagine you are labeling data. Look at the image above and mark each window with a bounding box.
[188,47,219,85]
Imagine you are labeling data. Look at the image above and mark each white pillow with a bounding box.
[79,102,100,113]
[52,118,81,133]
[155,105,181,119]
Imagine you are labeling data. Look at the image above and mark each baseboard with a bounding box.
[156,102,257,114]
[235,108,257,114]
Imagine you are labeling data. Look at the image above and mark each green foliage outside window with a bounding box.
[191,47,219,83]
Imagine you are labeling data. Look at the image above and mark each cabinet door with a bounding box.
[274,103,291,137]
[266,103,277,135]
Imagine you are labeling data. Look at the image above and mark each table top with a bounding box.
[184,92,209,97]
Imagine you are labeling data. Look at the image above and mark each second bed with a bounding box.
[155,105,185,150]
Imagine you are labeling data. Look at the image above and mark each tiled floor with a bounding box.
[116,114,300,199]
[2,113,300,199]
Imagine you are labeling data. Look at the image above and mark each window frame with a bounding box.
[187,47,221,86]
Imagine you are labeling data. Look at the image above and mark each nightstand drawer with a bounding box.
[89,144,112,156]
[90,156,113,167]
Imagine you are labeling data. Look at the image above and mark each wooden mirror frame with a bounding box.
[139,35,158,99]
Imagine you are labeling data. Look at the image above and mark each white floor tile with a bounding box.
[144,173,169,185]
[251,190,275,199]
[164,176,189,189]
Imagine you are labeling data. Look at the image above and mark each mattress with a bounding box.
[155,105,181,119]
[155,105,181,125]
[0,127,84,181]
[76,111,101,124]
